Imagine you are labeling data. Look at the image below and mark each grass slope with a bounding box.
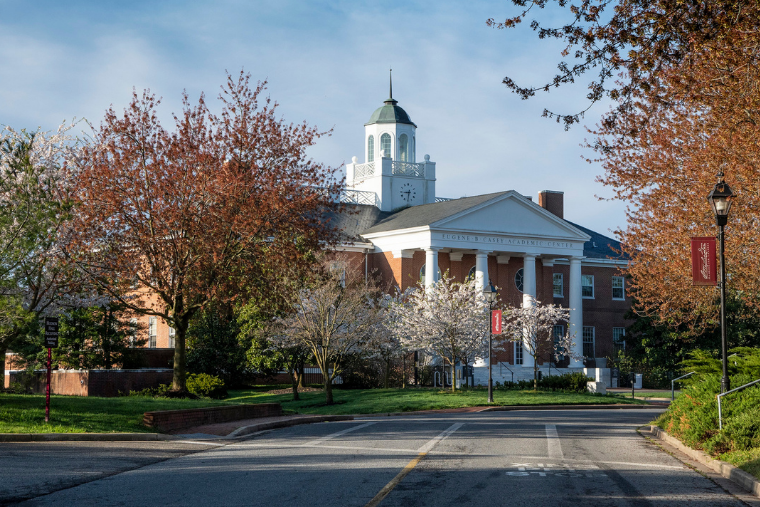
[0,387,643,434]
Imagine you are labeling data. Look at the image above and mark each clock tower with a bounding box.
[345,72,436,211]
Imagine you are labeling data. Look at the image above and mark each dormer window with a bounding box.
[399,134,409,162]
[367,135,374,163]
[381,133,391,158]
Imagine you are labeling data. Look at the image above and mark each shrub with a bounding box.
[128,383,171,397]
[656,373,760,456]
[186,373,227,399]
[538,372,593,392]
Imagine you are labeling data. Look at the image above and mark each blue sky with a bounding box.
[0,0,627,238]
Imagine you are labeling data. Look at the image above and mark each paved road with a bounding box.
[2,408,757,506]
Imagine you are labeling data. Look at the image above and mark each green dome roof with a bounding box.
[365,97,417,127]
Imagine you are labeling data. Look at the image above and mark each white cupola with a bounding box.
[346,71,436,212]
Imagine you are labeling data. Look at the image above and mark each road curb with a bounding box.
[480,403,662,412]
[225,415,354,438]
[646,425,760,499]
[0,416,356,443]
[0,433,176,442]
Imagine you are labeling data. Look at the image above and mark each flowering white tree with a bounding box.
[388,275,489,392]
[500,296,583,390]
[272,265,382,404]
[0,121,84,375]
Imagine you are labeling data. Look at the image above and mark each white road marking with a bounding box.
[416,423,464,453]
[173,441,224,446]
[545,424,563,459]
[508,456,685,470]
[303,421,377,446]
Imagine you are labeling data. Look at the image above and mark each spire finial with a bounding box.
[389,68,393,99]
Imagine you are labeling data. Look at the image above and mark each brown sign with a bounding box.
[691,237,717,286]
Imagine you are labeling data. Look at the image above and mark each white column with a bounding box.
[521,254,537,367]
[424,248,439,289]
[474,251,490,291]
[569,256,584,367]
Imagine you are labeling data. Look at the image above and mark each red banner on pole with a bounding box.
[491,310,502,335]
[691,237,717,286]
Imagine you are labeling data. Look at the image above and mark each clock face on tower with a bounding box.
[399,182,417,203]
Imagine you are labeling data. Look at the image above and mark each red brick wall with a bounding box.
[5,369,173,396]
[143,403,282,432]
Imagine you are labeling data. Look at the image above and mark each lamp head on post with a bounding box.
[483,282,498,305]
[707,171,735,227]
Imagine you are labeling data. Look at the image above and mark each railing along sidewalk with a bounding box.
[718,377,760,430]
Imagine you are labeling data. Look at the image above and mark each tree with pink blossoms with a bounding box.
[388,275,489,392]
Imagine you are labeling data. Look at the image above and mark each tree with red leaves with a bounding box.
[69,72,342,393]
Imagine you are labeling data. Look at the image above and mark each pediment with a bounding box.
[432,191,589,241]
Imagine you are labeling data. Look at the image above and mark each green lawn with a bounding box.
[0,394,231,434]
[226,387,646,415]
[0,387,644,434]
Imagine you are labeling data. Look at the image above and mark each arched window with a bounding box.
[399,134,409,162]
[367,135,374,163]
[467,266,476,281]
[515,268,524,293]
[420,263,441,285]
[380,133,391,157]
[412,135,416,162]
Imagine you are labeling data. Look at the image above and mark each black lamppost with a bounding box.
[483,282,498,403]
[707,171,735,393]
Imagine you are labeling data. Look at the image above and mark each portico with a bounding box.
[361,190,591,367]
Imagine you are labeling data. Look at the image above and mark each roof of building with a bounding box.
[365,98,417,127]
[330,193,626,261]
[565,221,626,260]
[324,203,394,243]
[361,192,509,234]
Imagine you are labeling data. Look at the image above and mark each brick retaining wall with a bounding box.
[143,403,282,432]
[4,369,173,397]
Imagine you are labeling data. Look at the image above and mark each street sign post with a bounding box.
[44,317,58,423]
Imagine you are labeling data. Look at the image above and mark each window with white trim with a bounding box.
[553,273,563,297]
[129,318,137,348]
[380,133,391,157]
[582,326,595,358]
[367,135,374,162]
[399,134,409,162]
[467,265,476,281]
[515,268,524,293]
[148,317,157,348]
[582,274,594,298]
[612,276,625,300]
[613,327,626,357]
[419,264,441,285]
[515,341,523,365]
[168,326,175,349]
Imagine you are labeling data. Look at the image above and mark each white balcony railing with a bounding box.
[435,196,452,202]
[392,161,425,178]
[339,189,379,206]
[353,162,375,183]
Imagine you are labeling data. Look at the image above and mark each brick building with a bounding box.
[326,84,629,385]
[126,82,630,386]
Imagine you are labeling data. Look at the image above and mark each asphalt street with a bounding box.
[2,408,757,506]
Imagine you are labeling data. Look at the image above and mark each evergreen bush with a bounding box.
[656,373,760,455]
[186,373,227,399]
